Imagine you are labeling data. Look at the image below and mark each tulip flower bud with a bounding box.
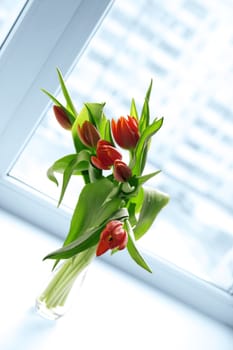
[111,115,140,149]
[91,140,122,170]
[53,105,72,130]
[77,121,100,148]
[113,160,132,182]
[96,220,128,256]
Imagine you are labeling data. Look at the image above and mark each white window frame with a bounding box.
[0,0,232,327]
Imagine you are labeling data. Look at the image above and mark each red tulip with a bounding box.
[113,160,132,182]
[91,140,122,170]
[111,115,140,149]
[96,221,128,256]
[53,105,72,130]
[77,121,100,148]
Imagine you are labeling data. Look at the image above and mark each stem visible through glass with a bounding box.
[36,247,96,319]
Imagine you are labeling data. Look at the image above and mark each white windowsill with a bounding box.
[0,207,232,350]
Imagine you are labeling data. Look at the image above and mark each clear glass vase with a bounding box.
[36,247,95,320]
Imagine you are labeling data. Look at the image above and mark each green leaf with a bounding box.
[131,117,163,176]
[71,103,107,152]
[139,99,150,133]
[134,187,169,240]
[47,154,78,186]
[47,150,90,178]
[85,103,116,144]
[84,102,105,129]
[43,207,129,260]
[41,88,63,108]
[125,186,144,227]
[126,220,152,273]
[130,98,138,119]
[63,178,122,247]
[44,226,101,260]
[97,113,107,139]
[71,105,89,152]
[139,79,153,133]
[103,118,114,144]
[137,170,161,186]
[84,103,115,144]
[72,103,114,152]
[145,79,153,101]
[129,186,144,214]
[127,202,137,227]
[58,150,91,206]
[56,68,77,117]
[138,138,151,175]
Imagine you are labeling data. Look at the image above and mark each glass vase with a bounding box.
[36,247,95,320]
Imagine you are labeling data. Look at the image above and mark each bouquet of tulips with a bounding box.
[36,69,169,319]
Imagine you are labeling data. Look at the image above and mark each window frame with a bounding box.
[0,0,232,328]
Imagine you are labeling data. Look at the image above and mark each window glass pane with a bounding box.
[0,0,27,48]
[10,0,233,291]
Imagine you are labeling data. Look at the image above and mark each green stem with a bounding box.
[38,247,95,310]
[82,170,90,184]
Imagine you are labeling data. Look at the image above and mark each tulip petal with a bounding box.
[53,105,72,130]
[113,160,132,182]
[96,239,110,256]
[118,234,128,250]
[111,116,140,149]
[96,220,128,256]
[91,156,111,170]
[93,139,122,170]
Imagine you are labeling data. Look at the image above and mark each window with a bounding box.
[0,0,233,327]
[0,0,27,48]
